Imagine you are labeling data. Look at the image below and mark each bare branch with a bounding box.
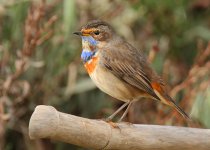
[29,105,210,150]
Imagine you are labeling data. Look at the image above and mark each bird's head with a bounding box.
[74,20,114,50]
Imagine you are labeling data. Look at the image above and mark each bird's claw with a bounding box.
[106,120,120,128]
[100,118,120,128]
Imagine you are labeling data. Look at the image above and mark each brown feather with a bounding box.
[100,38,162,101]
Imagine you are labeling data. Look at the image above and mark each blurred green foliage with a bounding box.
[191,87,210,128]
[0,0,210,149]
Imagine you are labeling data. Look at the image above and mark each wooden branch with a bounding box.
[29,105,210,150]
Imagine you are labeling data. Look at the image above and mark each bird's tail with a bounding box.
[151,82,191,121]
[167,97,191,121]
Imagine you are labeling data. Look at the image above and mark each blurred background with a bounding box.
[0,0,210,149]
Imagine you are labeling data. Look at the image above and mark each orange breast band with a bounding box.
[84,56,98,74]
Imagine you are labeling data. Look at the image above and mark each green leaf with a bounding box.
[63,0,76,38]
[191,86,210,128]
[184,26,210,41]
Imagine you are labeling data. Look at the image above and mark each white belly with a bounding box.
[89,64,138,102]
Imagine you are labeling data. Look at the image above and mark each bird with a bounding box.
[74,20,190,122]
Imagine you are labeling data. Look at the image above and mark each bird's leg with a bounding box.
[106,101,129,121]
[118,101,133,122]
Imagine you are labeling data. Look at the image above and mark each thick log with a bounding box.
[29,105,210,150]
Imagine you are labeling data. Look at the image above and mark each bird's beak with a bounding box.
[73,31,82,36]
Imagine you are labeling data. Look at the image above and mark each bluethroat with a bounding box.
[74,20,190,122]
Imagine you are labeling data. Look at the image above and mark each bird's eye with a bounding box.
[94,30,100,35]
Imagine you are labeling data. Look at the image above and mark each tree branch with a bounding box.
[29,105,210,150]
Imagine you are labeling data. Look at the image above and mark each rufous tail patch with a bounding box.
[151,82,164,93]
[151,82,169,105]
[152,82,191,120]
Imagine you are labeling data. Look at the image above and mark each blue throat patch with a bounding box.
[81,51,96,63]
[82,36,98,46]
[81,36,98,63]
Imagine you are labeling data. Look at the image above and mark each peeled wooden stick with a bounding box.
[29,105,210,150]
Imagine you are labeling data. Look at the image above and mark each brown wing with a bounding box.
[100,40,164,100]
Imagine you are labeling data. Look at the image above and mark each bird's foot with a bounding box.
[107,120,119,128]
[100,118,120,128]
